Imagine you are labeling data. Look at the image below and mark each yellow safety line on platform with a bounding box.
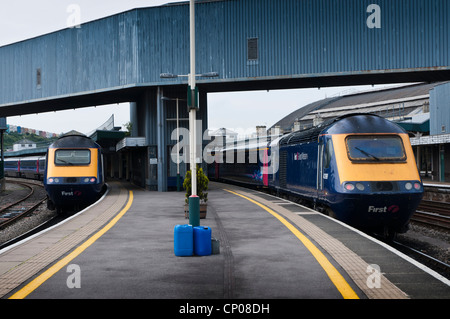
[9,190,134,299]
[224,189,359,299]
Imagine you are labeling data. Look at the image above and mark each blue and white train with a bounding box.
[210,114,423,237]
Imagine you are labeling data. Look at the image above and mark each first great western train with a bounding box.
[210,114,424,237]
[4,134,105,212]
[44,134,105,212]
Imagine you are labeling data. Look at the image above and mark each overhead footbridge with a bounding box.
[1,0,449,190]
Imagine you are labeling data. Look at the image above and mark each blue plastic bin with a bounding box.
[194,226,212,256]
[174,224,193,256]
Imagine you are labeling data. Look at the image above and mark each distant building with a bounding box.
[13,139,36,151]
[6,124,57,138]
[270,81,450,182]
[208,128,238,144]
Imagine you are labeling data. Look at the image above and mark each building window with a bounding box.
[247,38,258,61]
[36,68,42,88]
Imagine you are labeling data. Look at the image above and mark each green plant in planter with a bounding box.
[183,165,209,204]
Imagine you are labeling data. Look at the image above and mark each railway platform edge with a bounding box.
[0,181,130,298]
[0,181,449,300]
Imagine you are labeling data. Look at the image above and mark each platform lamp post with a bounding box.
[160,0,218,228]
[160,71,218,225]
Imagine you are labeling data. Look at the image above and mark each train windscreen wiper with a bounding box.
[354,147,380,161]
[56,159,74,165]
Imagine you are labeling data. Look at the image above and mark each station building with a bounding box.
[270,81,450,183]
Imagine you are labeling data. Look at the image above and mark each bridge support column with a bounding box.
[129,102,139,137]
[132,87,208,191]
[156,86,167,192]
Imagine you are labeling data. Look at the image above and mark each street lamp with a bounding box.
[160,71,218,226]
[160,0,218,228]
[160,72,219,79]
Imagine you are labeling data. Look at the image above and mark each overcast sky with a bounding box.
[1,0,400,136]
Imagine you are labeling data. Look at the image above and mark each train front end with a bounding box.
[44,135,104,211]
[326,118,423,235]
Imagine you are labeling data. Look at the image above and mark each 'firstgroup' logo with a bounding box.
[368,205,400,213]
[61,191,82,196]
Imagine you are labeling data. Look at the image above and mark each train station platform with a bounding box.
[0,181,449,305]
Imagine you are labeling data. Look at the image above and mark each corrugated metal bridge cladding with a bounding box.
[1,0,450,116]
[1,0,450,191]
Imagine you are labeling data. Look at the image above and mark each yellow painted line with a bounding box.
[9,190,134,299]
[224,189,359,299]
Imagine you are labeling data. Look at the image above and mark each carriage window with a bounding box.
[346,136,406,162]
[55,149,91,166]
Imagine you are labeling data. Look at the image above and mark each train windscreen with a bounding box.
[345,135,406,162]
[55,149,91,166]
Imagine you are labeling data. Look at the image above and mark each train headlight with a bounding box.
[83,178,90,183]
[48,178,54,183]
[414,182,421,190]
[90,177,96,183]
[405,182,413,190]
[356,183,365,191]
[344,183,355,191]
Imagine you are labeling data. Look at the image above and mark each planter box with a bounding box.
[184,203,207,219]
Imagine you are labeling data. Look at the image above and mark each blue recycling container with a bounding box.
[174,224,193,256]
[194,226,212,256]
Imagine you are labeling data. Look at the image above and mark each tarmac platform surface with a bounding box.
[0,181,449,302]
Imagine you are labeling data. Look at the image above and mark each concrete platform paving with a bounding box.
[21,182,355,299]
[1,181,449,304]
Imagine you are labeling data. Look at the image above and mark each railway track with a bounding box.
[395,184,450,279]
[0,179,47,230]
[412,200,450,231]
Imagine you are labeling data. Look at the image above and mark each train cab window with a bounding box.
[345,135,406,163]
[55,149,91,166]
